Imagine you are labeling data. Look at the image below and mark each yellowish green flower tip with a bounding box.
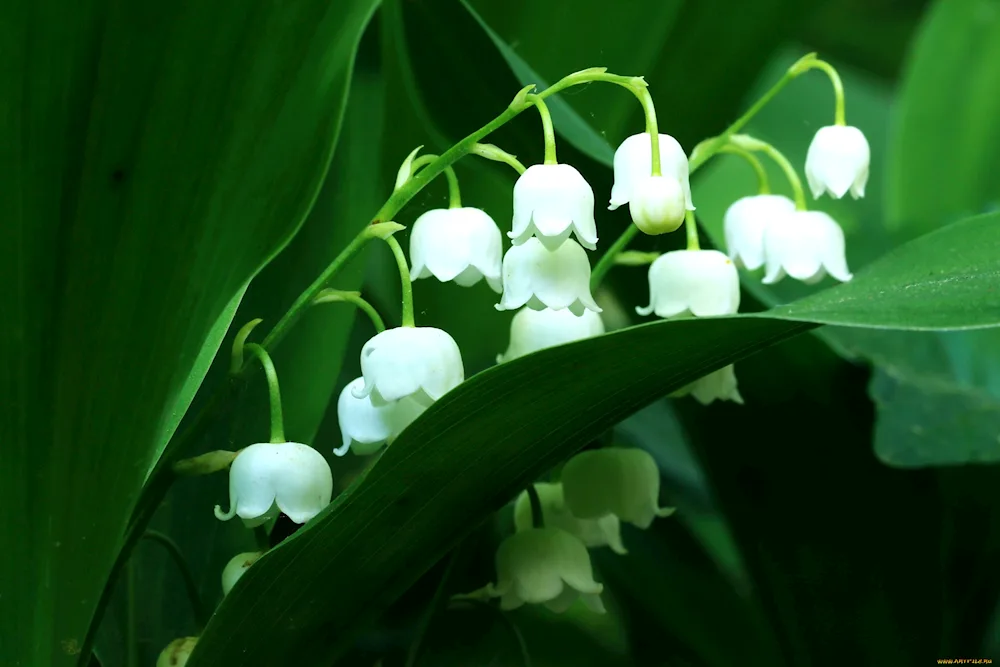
[367,221,406,240]
[156,636,198,667]
[394,145,425,191]
[509,84,537,111]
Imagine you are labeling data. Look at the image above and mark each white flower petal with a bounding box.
[357,327,465,406]
[496,238,601,315]
[805,125,870,200]
[221,551,263,596]
[513,482,627,554]
[510,164,597,250]
[723,194,796,270]
[636,249,740,319]
[610,133,692,210]
[409,207,503,292]
[762,210,852,285]
[214,442,333,525]
[497,308,605,363]
[677,365,744,405]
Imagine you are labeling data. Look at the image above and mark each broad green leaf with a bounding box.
[186,210,1000,665]
[0,2,378,665]
[888,0,1000,236]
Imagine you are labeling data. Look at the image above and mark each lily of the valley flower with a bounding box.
[674,365,744,405]
[354,327,465,406]
[157,637,198,667]
[762,210,852,284]
[214,442,333,526]
[636,249,740,318]
[222,551,264,596]
[497,307,605,363]
[805,125,870,199]
[510,163,597,250]
[409,207,503,292]
[335,377,427,456]
[514,482,626,555]
[484,527,605,613]
[561,448,675,529]
[628,175,686,235]
[723,194,797,270]
[609,132,693,212]
[496,238,602,316]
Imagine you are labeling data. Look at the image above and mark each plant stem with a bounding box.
[526,484,544,529]
[717,145,770,194]
[243,343,284,443]
[470,142,526,175]
[313,289,386,332]
[590,225,639,289]
[142,531,208,629]
[384,235,415,327]
[404,548,461,667]
[739,138,807,210]
[411,155,462,208]
[685,210,700,250]
[807,59,846,125]
[527,94,557,165]
[126,556,138,667]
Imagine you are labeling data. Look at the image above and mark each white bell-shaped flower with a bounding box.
[609,132,693,211]
[484,527,605,613]
[510,163,597,250]
[221,551,263,596]
[636,249,740,319]
[805,125,870,199]
[497,307,605,363]
[409,207,502,292]
[354,327,464,406]
[628,175,686,235]
[762,210,852,284]
[675,365,744,405]
[335,377,427,457]
[723,194,796,270]
[514,483,626,555]
[214,442,332,526]
[496,238,601,316]
[157,637,198,667]
[561,448,675,530]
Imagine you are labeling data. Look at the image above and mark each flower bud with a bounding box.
[410,207,502,292]
[628,175,686,235]
[674,365,744,405]
[496,238,601,316]
[497,308,604,363]
[355,327,465,406]
[609,132,693,211]
[762,210,852,284]
[157,637,198,667]
[336,377,427,456]
[723,194,796,270]
[221,551,263,596]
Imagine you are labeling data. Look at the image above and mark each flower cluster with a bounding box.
[180,55,870,632]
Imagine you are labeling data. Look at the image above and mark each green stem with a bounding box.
[384,235,415,327]
[404,548,461,667]
[126,557,138,667]
[527,94,557,165]
[243,343,284,443]
[313,289,386,332]
[471,142,527,175]
[142,531,208,629]
[685,210,700,250]
[635,85,661,176]
[255,223,396,362]
[590,225,639,289]
[447,599,533,667]
[411,154,462,208]
[806,59,846,125]
[717,145,770,194]
[526,484,544,529]
[749,139,807,210]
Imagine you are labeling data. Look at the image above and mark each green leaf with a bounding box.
[0,1,378,665]
[186,207,1000,665]
[888,0,1000,236]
